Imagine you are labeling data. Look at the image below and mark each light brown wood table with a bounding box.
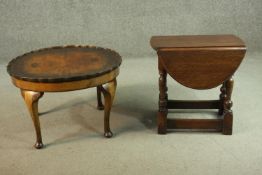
[7,46,122,149]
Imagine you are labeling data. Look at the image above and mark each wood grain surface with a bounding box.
[7,46,122,83]
[150,34,245,50]
[151,35,246,89]
[152,35,246,134]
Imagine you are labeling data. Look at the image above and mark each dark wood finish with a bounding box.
[167,119,223,131]
[218,83,227,115]
[7,46,122,83]
[151,35,246,135]
[151,35,245,50]
[158,58,168,134]
[7,46,121,149]
[151,35,246,90]
[223,77,234,135]
[158,49,245,89]
[167,100,220,109]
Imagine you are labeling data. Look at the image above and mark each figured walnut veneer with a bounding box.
[7,46,121,83]
[7,45,122,149]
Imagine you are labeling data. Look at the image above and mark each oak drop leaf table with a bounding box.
[150,35,246,135]
[7,46,122,149]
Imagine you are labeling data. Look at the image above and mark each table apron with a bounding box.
[11,68,119,92]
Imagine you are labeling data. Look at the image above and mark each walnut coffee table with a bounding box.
[7,46,122,149]
[151,35,246,135]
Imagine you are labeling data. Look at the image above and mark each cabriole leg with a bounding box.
[21,90,44,149]
[97,86,104,110]
[100,79,117,138]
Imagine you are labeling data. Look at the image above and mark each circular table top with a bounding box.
[7,46,122,83]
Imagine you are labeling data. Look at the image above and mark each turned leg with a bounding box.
[21,90,44,149]
[158,59,168,134]
[97,86,104,110]
[218,83,226,115]
[100,79,117,138]
[223,77,234,135]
